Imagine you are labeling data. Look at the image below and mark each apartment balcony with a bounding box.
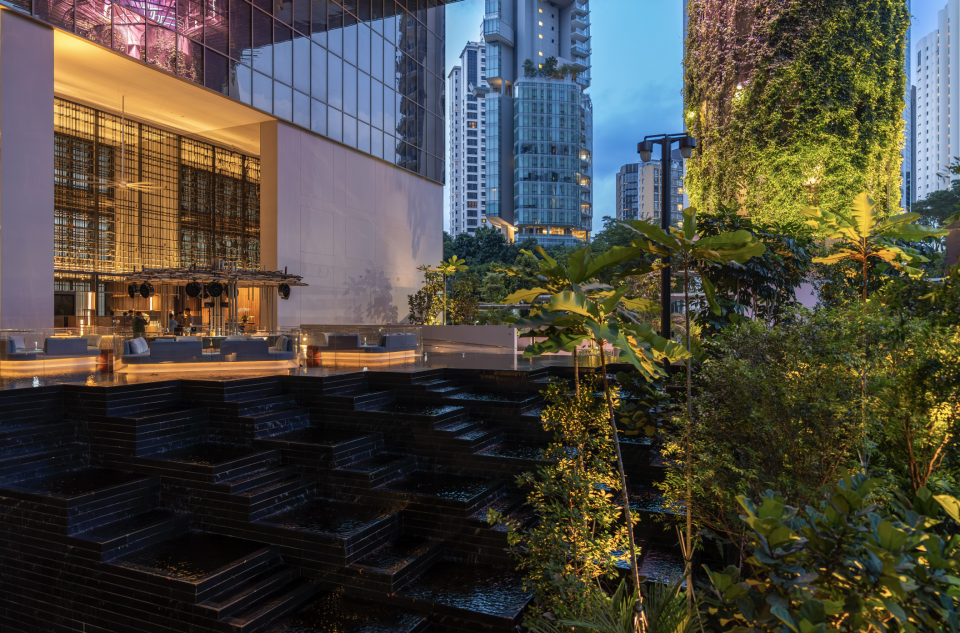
[571,13,589,29]
[571,26,590,42]
[572,1,589,16]
[571,42,591,58]
[483,14,515,46]
[576,74,591,88]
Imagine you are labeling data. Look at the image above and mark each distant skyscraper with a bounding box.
[481,0,593,247]
[915,0,960,200]
[448,42,488,237]
[616,153,690,223]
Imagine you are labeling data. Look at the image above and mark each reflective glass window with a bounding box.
[252,9,272,75]
[358,23,371,73]
[371,125,384,159]
[343,22,358,66]
[230,60,253,104]
[311,0,327,43]
[312,99,327,135]
[327,4,343,55]
[371,33,383,80]
[343,63,357,117]
[328,107,343,142]
[358,121,371,154]
[327,52,343,110]
[205,49,229,94]
[205,0,228,55]
[383,85,396,131]
[343,114,358,148]
[177,36,203,83]
[358,71,370,123]
[371,79,384,129]
[274,81,293,119]
[294,0,310,33]
[276,0,293,25]
[253,0,270,15]
[229,0,251,62]
[253,70,272,111]
[311,43,327,100]
[177,0,204,43]
[294,90,311,127]
[293,35,310,93]
[274,22,293,85]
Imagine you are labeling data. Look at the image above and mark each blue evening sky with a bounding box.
[442,0,940,236]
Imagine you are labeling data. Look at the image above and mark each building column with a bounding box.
[0,11,54,329]
[260,120,302,329]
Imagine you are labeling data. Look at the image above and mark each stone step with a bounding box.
[224,577,323,632]
[243,474,317,522]
[0,443,86,485]
[198,564,302,620]
[433,418,483,436]
[256,428,381,470]
[234,394,300,416]
[345,534,444,593]
[133,443,281,483]
[69,508,191,561]
[218,465,301,494]
[330,453,417,489]
[376,471,504,516]
[248,407,312,439]
[0,421,75,456]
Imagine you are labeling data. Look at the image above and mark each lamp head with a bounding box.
[679,135,697,159]
[637,140,654,163]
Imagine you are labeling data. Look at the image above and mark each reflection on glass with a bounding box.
[205,0,228,55]
[343,23,358,67]
[293,36,310,93]
[343,63,357,117]
[294,90,311,127]
[274,81,293,120]
[230,0,251,63]
[328,107,343,142]
[311,43,327,101]
[252,9,273,75]
[358,121,370,154]
[253,70,272,111]
[274,23,293,86]
[358,72,370,123]
[371,34,383,81]
[358,23,371,74]
[371,79,383,130]
[344,114,358,148]
[205,49,229,94]
[371,127,383,159]
[231,60,253,104]
[312,99,327,135]
[177,36,203,83]
[327,52,343,110]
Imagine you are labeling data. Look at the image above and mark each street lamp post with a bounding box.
[637,134,696,340]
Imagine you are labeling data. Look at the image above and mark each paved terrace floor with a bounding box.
[0,349,578,391]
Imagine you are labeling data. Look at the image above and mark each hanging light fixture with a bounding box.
[206,281,224,298]
[139,282,155,298]
[185,281,202,298]
[127,283,138,298]
[278,283,291,300]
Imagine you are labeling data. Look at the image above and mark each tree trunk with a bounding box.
[574,344,580,397]
[598,345,642,612]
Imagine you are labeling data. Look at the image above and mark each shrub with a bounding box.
[700,472,960,632]
[658,310,863,560]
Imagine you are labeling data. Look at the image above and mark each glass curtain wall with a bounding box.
[18,0,446,183]
[513,79,588,245]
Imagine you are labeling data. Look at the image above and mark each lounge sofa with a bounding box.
[121,335,296,365]
[311,333,417,354]
[1,336,101,364]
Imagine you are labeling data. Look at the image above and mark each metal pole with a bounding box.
[660,139,672,340]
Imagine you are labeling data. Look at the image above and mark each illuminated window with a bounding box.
[539,34,543,39]
[539,8,543,12]
[539,20,543,25]
[539,51,543,56]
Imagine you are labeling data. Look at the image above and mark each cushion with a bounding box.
[225,335,246,341]
[275,335,288,352]
[83,334,103,349]
[221,338,270,361]
[175,336,199,342]
[130,338,148,354]
[10,336,26,351]
[327,334,360,350]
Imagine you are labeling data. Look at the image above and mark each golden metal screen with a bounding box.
[54,97,260,275]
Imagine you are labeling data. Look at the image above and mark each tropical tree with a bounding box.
[435,255,468,325]
[622,206,766,611]
[500,245,691,608]
[800,192,949,463]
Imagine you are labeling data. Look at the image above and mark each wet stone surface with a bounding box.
[448,392,532,403]
[478,442,546,461]
[368,403,462,416]
[339,453,407,473]
[264,588,426,633]
[113,532,265,581]
[352,535,436,573]
[398,560,530,618]
[7,468,147,498]
[271,427,372,446]
[626,486,679,515]
[80,509,176,541]
[381,471,492,502]
[638,547,685,584]
[157,442,260,466]
[258,498,401,536]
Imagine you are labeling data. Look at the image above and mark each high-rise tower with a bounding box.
[448,42,488,237]
[482,0,593,246]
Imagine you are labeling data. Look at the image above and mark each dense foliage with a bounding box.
[684,0,909,224]
[701,473,960,632]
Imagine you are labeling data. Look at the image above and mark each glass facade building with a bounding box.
[513,79,589,243]
[9,0,447,183]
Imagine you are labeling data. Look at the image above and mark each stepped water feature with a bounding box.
[0,364,682,632]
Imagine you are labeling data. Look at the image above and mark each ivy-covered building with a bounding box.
[683,0,910,223]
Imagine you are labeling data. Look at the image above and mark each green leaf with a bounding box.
[881,598,907,623]
[849,192,877,238]
[579,246,644,284]
[935,494,960,523]
[621,298,660,314]
[502,288,548,305]
[544,291,600,320]
[623,220,682,251]
[701,275,721,316]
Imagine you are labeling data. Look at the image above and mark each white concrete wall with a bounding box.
[0,12,54,330]
[261,121,443,326]
[421,325,517,352]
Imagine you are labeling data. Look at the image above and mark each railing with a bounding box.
[571,27,591,39]
[573,1,589,13]
[571,42,591,57]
